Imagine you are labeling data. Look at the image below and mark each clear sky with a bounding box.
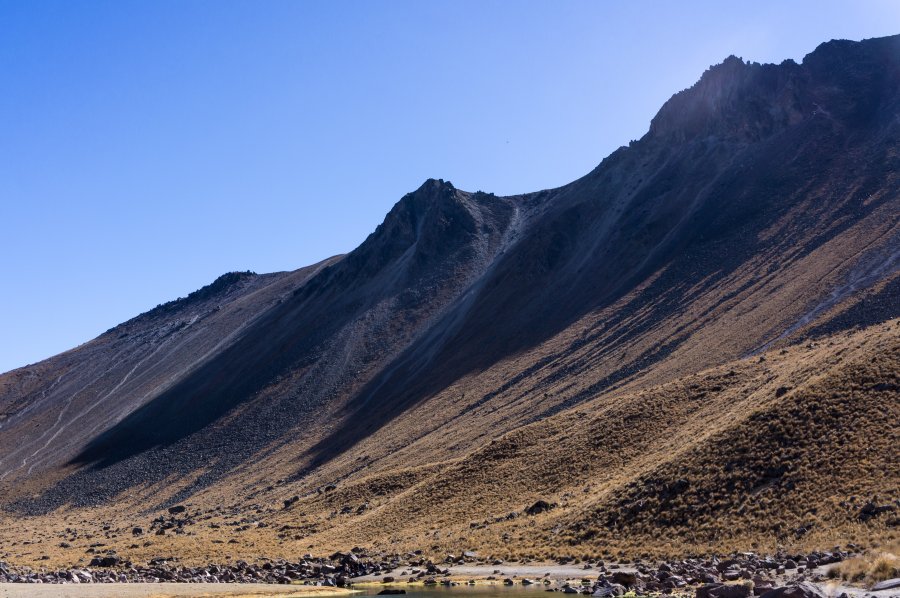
[1,0,898,374]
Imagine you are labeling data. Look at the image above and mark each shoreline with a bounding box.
[1,576,897,598]
[2,549,896,598]
[0,583,357,598]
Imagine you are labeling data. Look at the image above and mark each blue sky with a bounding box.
[1,0,898,374]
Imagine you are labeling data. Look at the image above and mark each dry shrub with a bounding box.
[834,541,900,585]
[869,553,900,583]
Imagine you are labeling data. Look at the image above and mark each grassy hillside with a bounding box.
[3,319,895,567]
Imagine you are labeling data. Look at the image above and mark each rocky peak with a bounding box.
[648,54,806,143]
[801,34,900,126]
[393,178,461,226]
[341,178,477,278]
[648,35,900,145]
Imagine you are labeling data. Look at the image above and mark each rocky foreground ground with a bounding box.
[1,546,898,598]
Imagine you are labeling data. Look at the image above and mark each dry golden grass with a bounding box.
[2,319,895,568]
[831,540,900,584]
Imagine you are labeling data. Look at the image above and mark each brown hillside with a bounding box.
[0,34,898,566]
[2,320,896,567]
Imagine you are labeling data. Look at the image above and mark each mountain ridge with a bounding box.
[0,34,898,565]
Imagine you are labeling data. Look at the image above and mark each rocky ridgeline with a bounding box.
[0,549,390,585]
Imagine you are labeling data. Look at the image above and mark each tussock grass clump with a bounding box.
[870,554,900,581]
[833,541,900,585]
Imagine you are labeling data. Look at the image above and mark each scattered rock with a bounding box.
[858,500,897,521]
[526,500,556,515]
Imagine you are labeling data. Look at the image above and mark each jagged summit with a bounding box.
[648,51,804,141]
[803,32,900,66]
[648,34,900,143]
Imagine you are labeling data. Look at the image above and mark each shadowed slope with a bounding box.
[0,267,321,483]
[301,34,900,467]
[66,180,517,471]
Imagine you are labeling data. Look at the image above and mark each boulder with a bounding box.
[871,578,900,591]
[752,576,774,596]
[711,584,753,598]
[665,575,688,589]
[698,583,755,598]
[88,555,121,568]
[859,501,896,521]
[697,583,725,598]
[758,583,825,598]
[526,500,556,515]
[611,571,637,587]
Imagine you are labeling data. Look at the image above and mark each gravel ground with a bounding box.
[0,583,354,598]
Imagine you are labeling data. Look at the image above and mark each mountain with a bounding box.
[1,34,898,566]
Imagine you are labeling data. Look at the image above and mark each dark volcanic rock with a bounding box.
[759,583,825,598]
[871,579,900,591]
[526,500,556,515]
[88,555,121,568]
[610,571,638,587]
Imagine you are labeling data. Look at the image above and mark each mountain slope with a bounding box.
[259,319,899,560]
[0,34,898,564]
[0,266,328,485]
